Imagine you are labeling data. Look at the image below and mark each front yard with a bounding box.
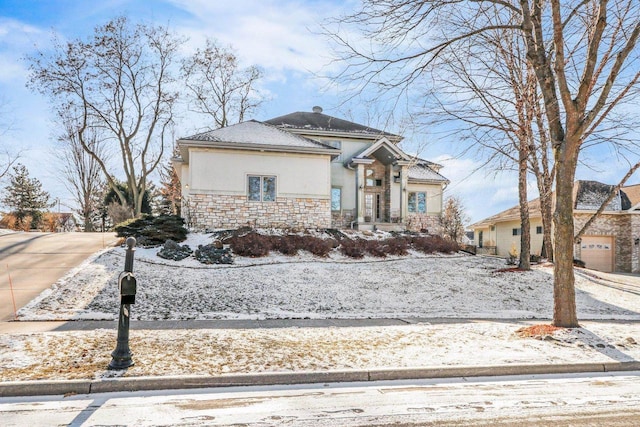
[3,231,640,382]
[17,231,640,321]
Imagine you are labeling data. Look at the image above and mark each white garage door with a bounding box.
[580,236,614,273]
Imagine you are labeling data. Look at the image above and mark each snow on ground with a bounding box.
[4,232,640,382]
[1,321,638,381]
[16,232,640,321]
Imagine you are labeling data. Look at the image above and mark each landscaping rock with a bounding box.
[157,239,193,261]
[195,244,233,264]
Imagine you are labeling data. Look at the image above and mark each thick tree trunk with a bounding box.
[518,144,531,270]
[552,145,579,328]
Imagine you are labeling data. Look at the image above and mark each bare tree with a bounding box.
[327,0,640,327]
[521,1,640,327]
[182,39,264,129]
[425,13,550,269]
[0,98,20,181]
[56,111,107,232]
[27,16,183,217]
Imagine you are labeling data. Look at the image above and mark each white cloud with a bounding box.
[0,18,48,83]
[169,0,339,75]
[432,155,526,224]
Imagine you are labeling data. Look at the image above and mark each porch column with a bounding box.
[396,161,410,224]
[355,163,365,224]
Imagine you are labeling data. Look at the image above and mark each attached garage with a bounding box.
[580,235,614,273]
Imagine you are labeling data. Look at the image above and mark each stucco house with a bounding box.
[174,107,449,232]
[470,180,640,273]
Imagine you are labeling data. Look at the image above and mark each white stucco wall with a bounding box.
[406,183,444,214]
[325,139,370,211]
[187,148,331,198]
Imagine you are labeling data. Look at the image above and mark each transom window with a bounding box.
[408,192,426,213]
[365,169,382,187]
[248,175,276,202]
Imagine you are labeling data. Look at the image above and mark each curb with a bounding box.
[2,361,640,398]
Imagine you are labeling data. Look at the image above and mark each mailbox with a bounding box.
[119,272,137,305]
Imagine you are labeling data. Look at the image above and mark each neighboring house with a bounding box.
[56,213,79,232]
[470,180,640,273]
[175,106,449,232]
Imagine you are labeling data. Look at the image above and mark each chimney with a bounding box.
[312,106,323,113]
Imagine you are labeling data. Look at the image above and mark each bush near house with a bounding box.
[226,232,335,258]
[115,215,187,246]
[178,229,460,263]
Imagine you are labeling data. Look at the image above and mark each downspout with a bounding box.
[399,169,403,225]
[354,170,360,229]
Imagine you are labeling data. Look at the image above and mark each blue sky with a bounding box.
[0,0,637,224]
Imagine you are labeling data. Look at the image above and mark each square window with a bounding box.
[536,226,543,234]
[247,175,276,202]
[512,228,521,236]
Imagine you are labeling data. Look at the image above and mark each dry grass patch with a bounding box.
[516,324,565,338]
[0,327,426,381]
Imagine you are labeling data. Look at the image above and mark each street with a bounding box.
[0,232,118,321]
[1,372,640,426]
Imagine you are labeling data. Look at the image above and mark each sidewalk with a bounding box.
[1,317,639,397]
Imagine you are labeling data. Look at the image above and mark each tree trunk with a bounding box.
[536,175,554,261]
[552,144,579,328]
[518,142,531,270]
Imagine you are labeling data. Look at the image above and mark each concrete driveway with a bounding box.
[0,232,119,321]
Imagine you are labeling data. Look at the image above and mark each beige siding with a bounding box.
[494,219,544,257]
[189,149,331,198]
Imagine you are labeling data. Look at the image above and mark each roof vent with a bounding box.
[312,106,323,113]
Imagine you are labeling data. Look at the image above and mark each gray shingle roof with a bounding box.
[575,180,631,211]
[407,162,449,183]
[264,109,400,139]
[180,120,334,150]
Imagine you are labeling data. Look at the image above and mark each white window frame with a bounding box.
[408,191,427,213]
[247,175,277,202]
[331,187,342,211]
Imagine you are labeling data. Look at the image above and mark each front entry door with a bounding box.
[365,193,380,222]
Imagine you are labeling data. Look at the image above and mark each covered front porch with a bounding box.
[348,137,411,231]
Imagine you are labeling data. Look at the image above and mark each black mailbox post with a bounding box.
[109,237,137,370]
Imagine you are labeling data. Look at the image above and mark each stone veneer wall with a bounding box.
[406,213,442,234]
[186,194,331,230]
[332,209,356,229]
[573,212,634,273]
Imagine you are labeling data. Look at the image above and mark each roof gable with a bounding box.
[350,137,410,165]
[575,180,631,211]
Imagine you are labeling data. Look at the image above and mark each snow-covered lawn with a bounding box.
[3,232,640,382]
[1,321,639,381]
[16,232,640,321]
